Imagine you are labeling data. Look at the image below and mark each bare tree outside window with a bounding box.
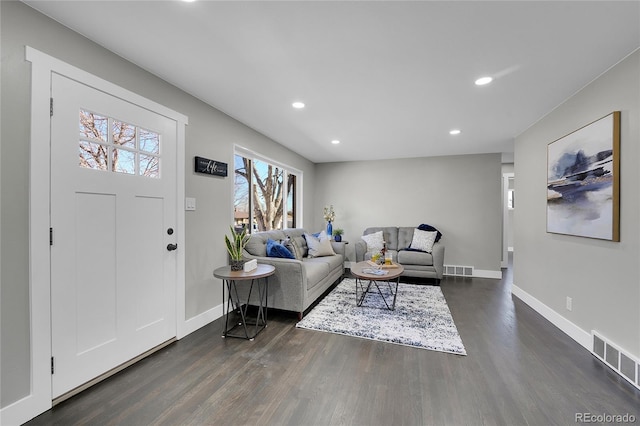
[234,153,297,232]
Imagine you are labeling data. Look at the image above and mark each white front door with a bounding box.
[50,74,178,398]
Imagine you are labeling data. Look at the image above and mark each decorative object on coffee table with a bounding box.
[224,226,250,271]
[323,204,335,237]
[333,228,344,242]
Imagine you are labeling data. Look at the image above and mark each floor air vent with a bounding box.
[444,265,474,277]
[592,331,640,390]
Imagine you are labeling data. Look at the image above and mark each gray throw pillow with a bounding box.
[283,236,304,260]
[304,233,335,258]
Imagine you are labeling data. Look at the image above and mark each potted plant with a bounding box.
[333,228,344,242]
[225,226,250,270]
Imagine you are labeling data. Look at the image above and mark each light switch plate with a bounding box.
[185,197,196,211]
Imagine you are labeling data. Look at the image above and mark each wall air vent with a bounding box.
[444,265,474,277]
[591,331,639,390]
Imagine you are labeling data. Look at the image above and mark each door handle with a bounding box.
[167,243,178,251]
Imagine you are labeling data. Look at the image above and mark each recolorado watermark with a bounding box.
[576,412,636,423]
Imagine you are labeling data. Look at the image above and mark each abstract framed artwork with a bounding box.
[547,111,620,241]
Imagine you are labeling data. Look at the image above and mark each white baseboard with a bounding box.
[473,269,502,279]
[511,284,591,350]
[0,393,49,426]
[178,303,224,339]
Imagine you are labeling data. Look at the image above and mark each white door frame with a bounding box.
[501,172,514,268]
[11,47,187,423]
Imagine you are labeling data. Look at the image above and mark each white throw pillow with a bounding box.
[362,231,384,253]
[410,229,438,253]
[304,233,336,257]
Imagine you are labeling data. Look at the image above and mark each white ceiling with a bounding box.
[24,1,640,163]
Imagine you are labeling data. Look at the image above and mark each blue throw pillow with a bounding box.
[418,223,442,242]
[266,238,295,259]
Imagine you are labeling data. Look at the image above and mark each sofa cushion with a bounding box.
[397,227,415,250]
[285,229,309,257]
[282,236,304,260]
[361,230,385,253]
[304,233,336,257]
[312,230,328,239]
[418,223,443,242]
[410,229,438,253]
[266,238,295,259]
[245,230,286,257]
[294,236,309,257]
[305,253,344,271]
[302,259,331,291]
[364,227,398,251]
[398,249,434,266]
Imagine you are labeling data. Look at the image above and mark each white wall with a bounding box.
[514,50,640,357]
[0,1,316,410]
[315,154,503,273]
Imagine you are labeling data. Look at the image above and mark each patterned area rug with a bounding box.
[296,278,466,355]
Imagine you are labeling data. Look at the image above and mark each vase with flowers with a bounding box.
[323,205,335,237]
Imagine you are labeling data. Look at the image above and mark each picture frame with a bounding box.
[546,111,620,241]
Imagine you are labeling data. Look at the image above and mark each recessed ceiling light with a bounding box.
[292,102,305,109]
[475,76,493,86]
[331,140,340,145]
[449,129,461,135]
[182,0,196,2]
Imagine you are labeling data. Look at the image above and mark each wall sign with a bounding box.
[195,156,228,177]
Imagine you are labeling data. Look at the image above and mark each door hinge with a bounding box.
[51,356,55,374]
[50,98,53,117]
[50,227,53,246]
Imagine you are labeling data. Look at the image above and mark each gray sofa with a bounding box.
[238,228,345,319]
[355,226,445,283]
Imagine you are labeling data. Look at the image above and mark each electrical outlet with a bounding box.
[566,296,572,311]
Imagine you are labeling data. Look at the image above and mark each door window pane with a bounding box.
[112,120,136,149]
[80,110,108,142]
[140,154,160,178]
[79,140,108,170]
[113,149,136,174]
[139,128,160,154]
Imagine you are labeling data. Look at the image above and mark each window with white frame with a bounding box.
[79,109,160,178]
[234,147,300,232]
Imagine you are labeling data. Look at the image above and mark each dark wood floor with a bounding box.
[27,262,640,425]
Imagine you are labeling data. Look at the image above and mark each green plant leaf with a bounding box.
[225,225,249,261]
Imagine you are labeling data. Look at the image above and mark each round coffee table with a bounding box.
[351,261,404,310]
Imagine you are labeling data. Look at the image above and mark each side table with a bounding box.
[213,264,275,341]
